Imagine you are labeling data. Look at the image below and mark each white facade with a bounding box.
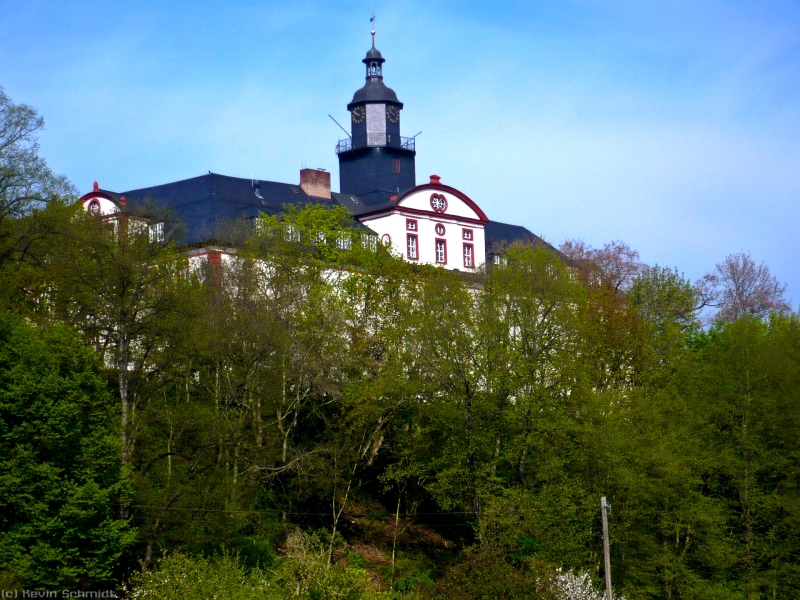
[82,194,120,216]
[359,180,488,271]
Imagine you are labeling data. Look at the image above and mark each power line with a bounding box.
[69,499,477,517]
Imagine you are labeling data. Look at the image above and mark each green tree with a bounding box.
[51,210,196,478]
[0,313,134,589]
[0,89,77,311]
[693,315,800,597]
[0,87,76,223]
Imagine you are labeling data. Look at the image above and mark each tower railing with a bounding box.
[336,134,415,154]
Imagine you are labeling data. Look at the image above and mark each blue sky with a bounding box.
[2,0,799,300]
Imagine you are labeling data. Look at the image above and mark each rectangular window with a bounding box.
[362,234,377,251]
[392,158,401,174]
[463,243,474,268]
[149,222,165,243]
[494,254,502,265]
[406,218,417,231]
[462,228,473,240]
[407,234,418,260]
[337,235,352,251]
[435,239,447,264]
[285,224,300,242]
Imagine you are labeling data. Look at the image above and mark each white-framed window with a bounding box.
[316,231,326,245]
[463,243,473,268]
[362,234,377,251]
[462,228,473,240]
[285,224,300,242]
[435,239,447,264]
[149,222,165,243]
[406,219,417,231]
[407,234,418,260]
[337,235,352,251]
[494,254,502,265]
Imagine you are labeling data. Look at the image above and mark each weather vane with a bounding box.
[370,12,376,46]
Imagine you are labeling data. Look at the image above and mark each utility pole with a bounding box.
[601,496,613,600]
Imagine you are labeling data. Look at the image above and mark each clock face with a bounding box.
[430,194,448,213]
[351,106,365,124]
[387,106,399,124]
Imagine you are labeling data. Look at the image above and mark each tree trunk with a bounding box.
[118,325,131,519]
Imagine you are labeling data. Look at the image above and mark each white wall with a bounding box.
[361,210,485,271]
[81,195,119,216]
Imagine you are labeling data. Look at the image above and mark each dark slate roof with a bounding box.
[485,220,562,256]
[119,173,336,245]
[348,78,401,108]
[364,47,384,61]
[330,190,403,216]
[97,189,122,203]
[106,173,558,257]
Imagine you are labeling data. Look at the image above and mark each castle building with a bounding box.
[78,32,555,270]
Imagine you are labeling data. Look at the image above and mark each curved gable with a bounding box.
[396,179,489,223]
[78,192,122,216]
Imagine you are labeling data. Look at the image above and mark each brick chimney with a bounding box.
[300,168,331,199]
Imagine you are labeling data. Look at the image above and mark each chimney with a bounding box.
[300,168,331,199]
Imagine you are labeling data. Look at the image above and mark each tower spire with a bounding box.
[339,24,416,201]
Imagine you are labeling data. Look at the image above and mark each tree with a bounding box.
[697,252,791,323]
[0,313,134,589]
[0,87,76,221]
[51,210,196,478]
[0,89,77,307]
[628,266,698,359]
[689,315,800,596]
[560,239,645,293]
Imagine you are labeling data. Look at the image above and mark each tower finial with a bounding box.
[370,12,376,47]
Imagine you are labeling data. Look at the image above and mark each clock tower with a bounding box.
[337,32,416,203]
